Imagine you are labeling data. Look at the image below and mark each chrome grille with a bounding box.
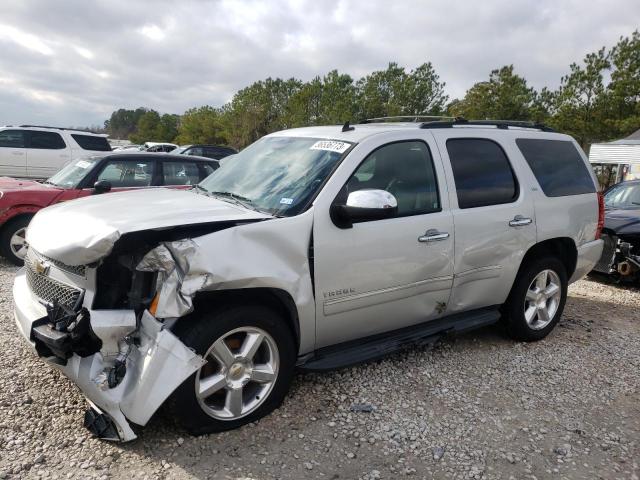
[29,249,86,277]
[25,250,83,309]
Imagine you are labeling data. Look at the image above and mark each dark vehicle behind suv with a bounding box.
[593,179,640,280]
[173,144,237,160]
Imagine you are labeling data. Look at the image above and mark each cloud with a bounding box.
[0,0,638,128]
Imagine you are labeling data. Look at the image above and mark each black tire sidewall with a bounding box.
[506,256,568,341]
[169,305,296,435]
[0,216,32,266]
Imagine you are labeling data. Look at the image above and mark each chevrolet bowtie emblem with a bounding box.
[34,259,50,275]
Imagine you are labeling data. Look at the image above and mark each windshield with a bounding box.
[198,136,352,216]
[604,183,640,209]
[46,156,101,188]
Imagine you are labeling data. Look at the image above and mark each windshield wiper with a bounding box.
[192,184,209,195]
[209,190,254,209]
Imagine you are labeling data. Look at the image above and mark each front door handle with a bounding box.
[418,229,450,243]
[509,215,533,227]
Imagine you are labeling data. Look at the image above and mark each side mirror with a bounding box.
[330,189,398,228]
[93,180,112,194]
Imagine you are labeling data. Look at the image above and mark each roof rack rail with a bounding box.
[419,118,555,132]
[361,115,457,124]
[19,124,94,132]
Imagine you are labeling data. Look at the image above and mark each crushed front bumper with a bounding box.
[13,269,205,442]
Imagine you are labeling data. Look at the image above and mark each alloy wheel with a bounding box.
[524,269,561,330]
[10,227,27,260]
[195,326,279,420]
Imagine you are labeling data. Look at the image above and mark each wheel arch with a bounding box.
[171,287,301,351]
[520,237,578,278]
[0,208,38,231]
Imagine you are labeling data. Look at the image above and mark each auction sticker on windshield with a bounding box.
[310,140,351,154]
[76,160,92,169]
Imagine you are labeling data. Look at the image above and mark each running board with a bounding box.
[299,307,500,372]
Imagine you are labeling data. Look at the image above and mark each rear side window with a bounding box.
[29,131,66,149]
[97,160,155,187]
[0,130,25,148]
[71,134,111,151]
[162,161,200,185]
[516,139,596,197]
[447,139,518,209]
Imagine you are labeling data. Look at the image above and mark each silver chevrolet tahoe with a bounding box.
[13,119,604,441]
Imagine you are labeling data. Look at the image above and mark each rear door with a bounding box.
[26,130,71,178]
[433,131,537,313]
[0,129,27,177]
[313,135,455,348]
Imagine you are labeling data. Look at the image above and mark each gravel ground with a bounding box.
[0,259,639,480]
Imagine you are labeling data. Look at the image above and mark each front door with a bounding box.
[313,139,454,348]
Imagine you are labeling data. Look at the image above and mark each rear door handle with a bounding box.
[509,215,533,227]
[418,229,450,243]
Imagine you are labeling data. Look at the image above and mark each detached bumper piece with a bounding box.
[84,408,120,441]
[31,301,102,365]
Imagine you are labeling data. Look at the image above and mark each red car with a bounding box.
[0,153,219,265]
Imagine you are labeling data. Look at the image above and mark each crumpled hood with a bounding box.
[27,188,271,265]
[604,208,640,235]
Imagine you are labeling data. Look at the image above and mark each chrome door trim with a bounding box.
[323,275,453,316]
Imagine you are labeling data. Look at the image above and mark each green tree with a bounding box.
[221,77,302,148]
[355,62,406,119]
[174,106,227,145]
[104,107,148,139]
[449,65,537,120]
[355,62,447,120]
[128,111,179,143]
[547,48,610,148]
[400,62,448,116]
[606,30,640,137]
[286,70,357,126]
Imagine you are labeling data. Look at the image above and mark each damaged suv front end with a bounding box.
[12,191,273,441]
[13,135,341,441]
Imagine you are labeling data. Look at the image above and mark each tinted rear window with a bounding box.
[516,139,596,197]
[71,134,111,151]
[447,138,518,209]
[29,131,66,149]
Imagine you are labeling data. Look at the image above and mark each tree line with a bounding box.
[104,30,640,151]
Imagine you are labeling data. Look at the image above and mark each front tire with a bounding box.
[504,256,568,341]
[168,305,296,435]
[0,216,33,266]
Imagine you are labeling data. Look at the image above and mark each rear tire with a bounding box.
[168,305,296,435]
[504,256,568,341]
[0,216,33,266]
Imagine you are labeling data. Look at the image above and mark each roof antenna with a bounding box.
[342,121,355,132]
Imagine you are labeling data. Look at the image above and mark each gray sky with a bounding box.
[1,0,639,127]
